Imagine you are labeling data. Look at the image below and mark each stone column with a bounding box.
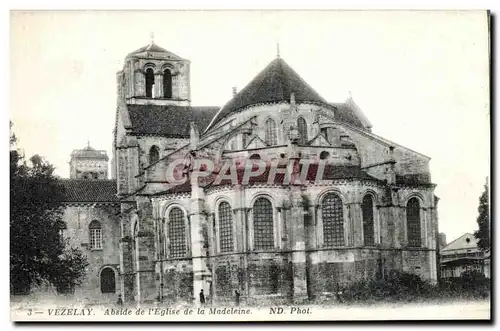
[135,198,157,304]
[119,205,135,303]
[134,69,145,97]
[349,202,363,247]
[189,173,211,304]
[289,186,308,303]
[232,184,250,300]
[172,73,179,100]
[154,71,163,98]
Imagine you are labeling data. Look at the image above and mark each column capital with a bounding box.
[232,207,251,214]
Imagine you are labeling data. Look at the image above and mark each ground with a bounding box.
[10,294,490,321]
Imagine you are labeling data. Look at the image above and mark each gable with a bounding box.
[308,133,331,147]
[442,233,479,252]
[245,135,267,149]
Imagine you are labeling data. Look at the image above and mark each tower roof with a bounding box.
[71,145,109,161]
[206,57,327,130]
[126,42,184,60]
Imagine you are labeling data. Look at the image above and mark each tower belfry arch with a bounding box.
[118,38,191,106]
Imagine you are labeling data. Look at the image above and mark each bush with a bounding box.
[439,270,490,299]
[342,271,433,303]
[340,269,490,304]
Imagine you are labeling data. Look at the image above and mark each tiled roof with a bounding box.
[395,173,432,186]
[207,57,327,130]
[59,179,118,203]
[127,42,184,60]
[329,103,365,129]
[158,181,192,195]
[442,233,479,252]
[127,105,220,137]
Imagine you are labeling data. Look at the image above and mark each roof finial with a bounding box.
[276,42,280,58]
[348,90,353,99]
[87,137,90,148]
[150,32,155,44]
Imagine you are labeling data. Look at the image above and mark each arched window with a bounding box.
[362,195,375,246]
[89,220,102,250]
[407,198,421,247]
[218,202,234,253]
[168,207,187,258]
[253,197,274,250]
[163,69,172,98]
[297,117,308,145]
[145,68,155,98]
[100,267,116,293]
[264,118,277,146]
[321,193,344,247]
[149,145,160,164]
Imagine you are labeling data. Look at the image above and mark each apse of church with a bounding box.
[94,40,438,305]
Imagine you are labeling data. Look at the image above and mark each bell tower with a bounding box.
[69,144,109,180]
[117,38,191,106]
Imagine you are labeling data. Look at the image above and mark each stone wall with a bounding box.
[70,159,109,180]
[145,180,438,303]
[61,204,120,303]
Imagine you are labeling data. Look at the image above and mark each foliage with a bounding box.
[438,270,490,300]
[474,181,490,251]
[341,270,433,303]
[339,270,490,304]
[10,122,89,295]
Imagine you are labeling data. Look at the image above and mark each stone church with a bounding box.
[60,41,439,305]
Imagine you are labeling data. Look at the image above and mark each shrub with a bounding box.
[342,271,433,303]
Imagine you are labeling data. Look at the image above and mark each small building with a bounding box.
[60,145,120,303]
[440,233,489,279]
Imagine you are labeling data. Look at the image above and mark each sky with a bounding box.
[9,10,489,242]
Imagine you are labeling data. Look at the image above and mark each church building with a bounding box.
[61,41,439,305]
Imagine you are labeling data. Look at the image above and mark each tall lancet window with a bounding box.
[264,118,278,146]
[253,197,275,250]
[297,117,308,145]
[406,198,422,247]
[362,195,375,246]
[322,193,344,247]
[149,145,160,164]
[145,68,155,98]
[218,202,234,253]
[168,207,187,258]
[163,69,172,98]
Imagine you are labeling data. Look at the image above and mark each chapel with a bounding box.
[61,41,439,305]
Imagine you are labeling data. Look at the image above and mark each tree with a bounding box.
[474,181,490,251]
[10,123,89,294]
